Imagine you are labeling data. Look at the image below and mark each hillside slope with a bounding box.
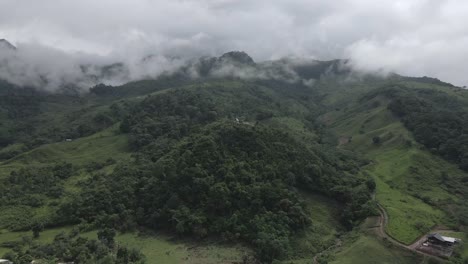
[319,77,468,263]
[1,57,468,263]
[0,74,374,263]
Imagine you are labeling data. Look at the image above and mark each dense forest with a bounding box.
[0,74,380,262]
[55,87,374,262]
[2,55,468,263]
[2,228,145,263]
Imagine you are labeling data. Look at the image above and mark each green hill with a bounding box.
[1,56,468,263]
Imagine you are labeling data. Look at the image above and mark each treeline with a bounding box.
[2,229,145,264]
[0,81,42,120]
[0,163,74,231]
[120,89,219,150]
[56,86,374,262]
[375,86,468,171]
[0,81,43,146]
[0,80,133,150]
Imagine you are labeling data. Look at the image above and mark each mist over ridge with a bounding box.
[2,0,468,89]
[0,41,358,91]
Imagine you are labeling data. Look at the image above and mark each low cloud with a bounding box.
[0,42,189,90]
[346,36,468,86]
[1,0,468,88]
[0,43,336,91]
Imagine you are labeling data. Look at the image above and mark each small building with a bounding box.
[427,233,461,246]
[0,259,13,264]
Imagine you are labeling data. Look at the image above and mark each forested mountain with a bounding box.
[1,52,468,263]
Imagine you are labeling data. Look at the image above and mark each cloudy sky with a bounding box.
[1,0,468,87]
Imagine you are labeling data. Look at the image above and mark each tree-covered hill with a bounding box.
[2,54,468,263]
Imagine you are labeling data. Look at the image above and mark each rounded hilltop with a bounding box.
[219,51,255,65]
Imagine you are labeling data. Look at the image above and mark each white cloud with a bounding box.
[0,0,467,88]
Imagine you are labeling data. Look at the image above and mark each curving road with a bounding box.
[375,202,449,261]
[312,202,449,263]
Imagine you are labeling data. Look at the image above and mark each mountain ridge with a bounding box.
[0,55,467,263]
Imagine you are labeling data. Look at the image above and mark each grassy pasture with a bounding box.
[330,234,422,264]
[329,96,465,244]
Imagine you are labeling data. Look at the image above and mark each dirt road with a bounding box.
[312,201,450,263]
[375,202,449,261]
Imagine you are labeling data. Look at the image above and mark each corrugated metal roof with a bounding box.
[441,236,457,243]
[428,233,460,243]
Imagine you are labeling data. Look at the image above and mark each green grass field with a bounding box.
[117,233,250,264]
[0,226,79,256]
[329,98,465,245]
[373,170,445,244]
[365,134,463,244]
[330,234,421,264]
[3,124,130,167]
[0,125,133,234]
[284,192,344,263]
[366,146,450,244]
[0,228,250,264]
[0,124,131,182]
